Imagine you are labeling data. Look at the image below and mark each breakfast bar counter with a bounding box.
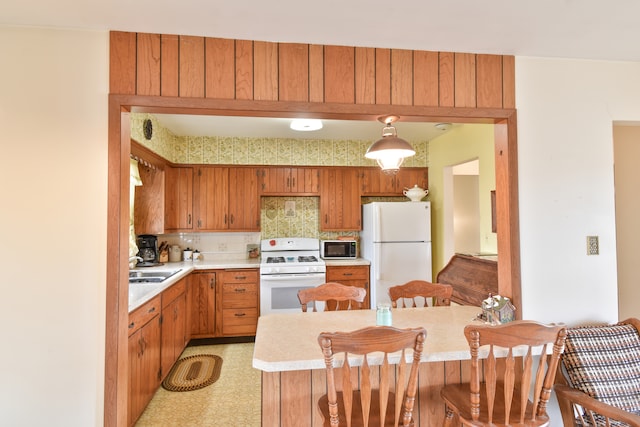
[253,305,484,427]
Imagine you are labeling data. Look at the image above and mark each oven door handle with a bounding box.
[260,273,325,281]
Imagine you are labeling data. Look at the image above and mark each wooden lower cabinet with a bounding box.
[190,271,217,337]
[219,269,259,336]
[128,296,162,427]
[160,278,188,379]
[326,264,370,309]
[189,268,260,338]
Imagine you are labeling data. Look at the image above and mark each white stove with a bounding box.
[259,237,326,314]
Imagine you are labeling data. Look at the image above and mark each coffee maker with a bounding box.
[136,234,159,266]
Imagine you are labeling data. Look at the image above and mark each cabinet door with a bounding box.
[134,164,165,234]
[326,265,370,309]
[194,167,229,230]
[128,330,143,427]
[289,167,319,194]
[361,167,429,196]
[128,315,161,427]
[140,316,161,412]
[228,167,260,231]
[161,280,187,379]
[260,167,319,195]
[190,271,217,337]
[320,168,362,231]
[165,166,193,231]
[395,168,429,194]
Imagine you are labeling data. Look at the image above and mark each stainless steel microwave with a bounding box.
[320,240,358,259]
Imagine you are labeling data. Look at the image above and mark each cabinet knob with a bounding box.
[235,287,246,293]
[234,312,246,317]
[210,278,215,288]
[188,214,191,225]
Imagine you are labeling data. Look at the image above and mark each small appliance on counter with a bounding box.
[320,239,358,259]
[136,234,162,267]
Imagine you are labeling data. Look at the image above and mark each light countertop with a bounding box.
[128,259,260,312]
[252,305,487,372]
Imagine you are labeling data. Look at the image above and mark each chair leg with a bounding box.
[443,406,455,427]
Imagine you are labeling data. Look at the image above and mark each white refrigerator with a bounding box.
[360,202,432,307]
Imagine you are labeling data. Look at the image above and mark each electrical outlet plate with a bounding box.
[587,236,599,255]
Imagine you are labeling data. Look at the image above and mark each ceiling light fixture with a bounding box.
[290,119,323,131]
[434,122,452,131]
[364,115,416,175]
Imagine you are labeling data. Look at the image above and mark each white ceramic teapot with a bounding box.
[403,185,428,202]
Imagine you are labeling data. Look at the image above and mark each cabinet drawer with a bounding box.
[128,295,161,336]
[222,308,258,334]
[221,269,259,284]
[327,266,369,281]
[222,283,258,308]
[161,277,186,309]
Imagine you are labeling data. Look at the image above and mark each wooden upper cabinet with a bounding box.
[164,166,193,231]
[395,168,429,194]
[320,168,361,231]
[259,167,319,195]
[360,167,428,196]
[194,166,229,231]
[195,166,260,232]
[134,165,165,235]
[228,167,260,231]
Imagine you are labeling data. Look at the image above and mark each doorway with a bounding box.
[105,97,521,425]
[612,124,640,320]
[453,159,481,255]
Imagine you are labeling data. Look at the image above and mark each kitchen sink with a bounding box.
[129,269,181,283]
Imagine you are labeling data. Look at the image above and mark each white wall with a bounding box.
[516,57,640,325]
[0,26,108,426]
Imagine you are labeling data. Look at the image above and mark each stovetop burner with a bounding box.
[260,237,326,274]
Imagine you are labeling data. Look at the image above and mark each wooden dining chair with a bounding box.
[440,320,567,427]
[318,326,427,427]
[297,282,367,312]
[388,280,453,308]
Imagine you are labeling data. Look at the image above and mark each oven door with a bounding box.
[260,273,325,315]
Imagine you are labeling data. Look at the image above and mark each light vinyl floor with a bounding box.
[135,342,261,427]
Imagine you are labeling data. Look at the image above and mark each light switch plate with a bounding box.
[587,236,599,255]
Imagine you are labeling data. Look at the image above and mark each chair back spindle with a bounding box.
[298,282,367,312]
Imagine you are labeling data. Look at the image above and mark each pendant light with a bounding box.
[365,115,415,175]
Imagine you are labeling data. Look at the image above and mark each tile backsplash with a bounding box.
[159,232,261,262]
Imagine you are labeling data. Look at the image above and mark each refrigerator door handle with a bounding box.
[374,204,381,241]
[375,246,381,280]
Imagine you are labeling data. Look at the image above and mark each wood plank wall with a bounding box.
[110,32,515,109]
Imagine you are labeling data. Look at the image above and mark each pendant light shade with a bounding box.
[365,115,415,175]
